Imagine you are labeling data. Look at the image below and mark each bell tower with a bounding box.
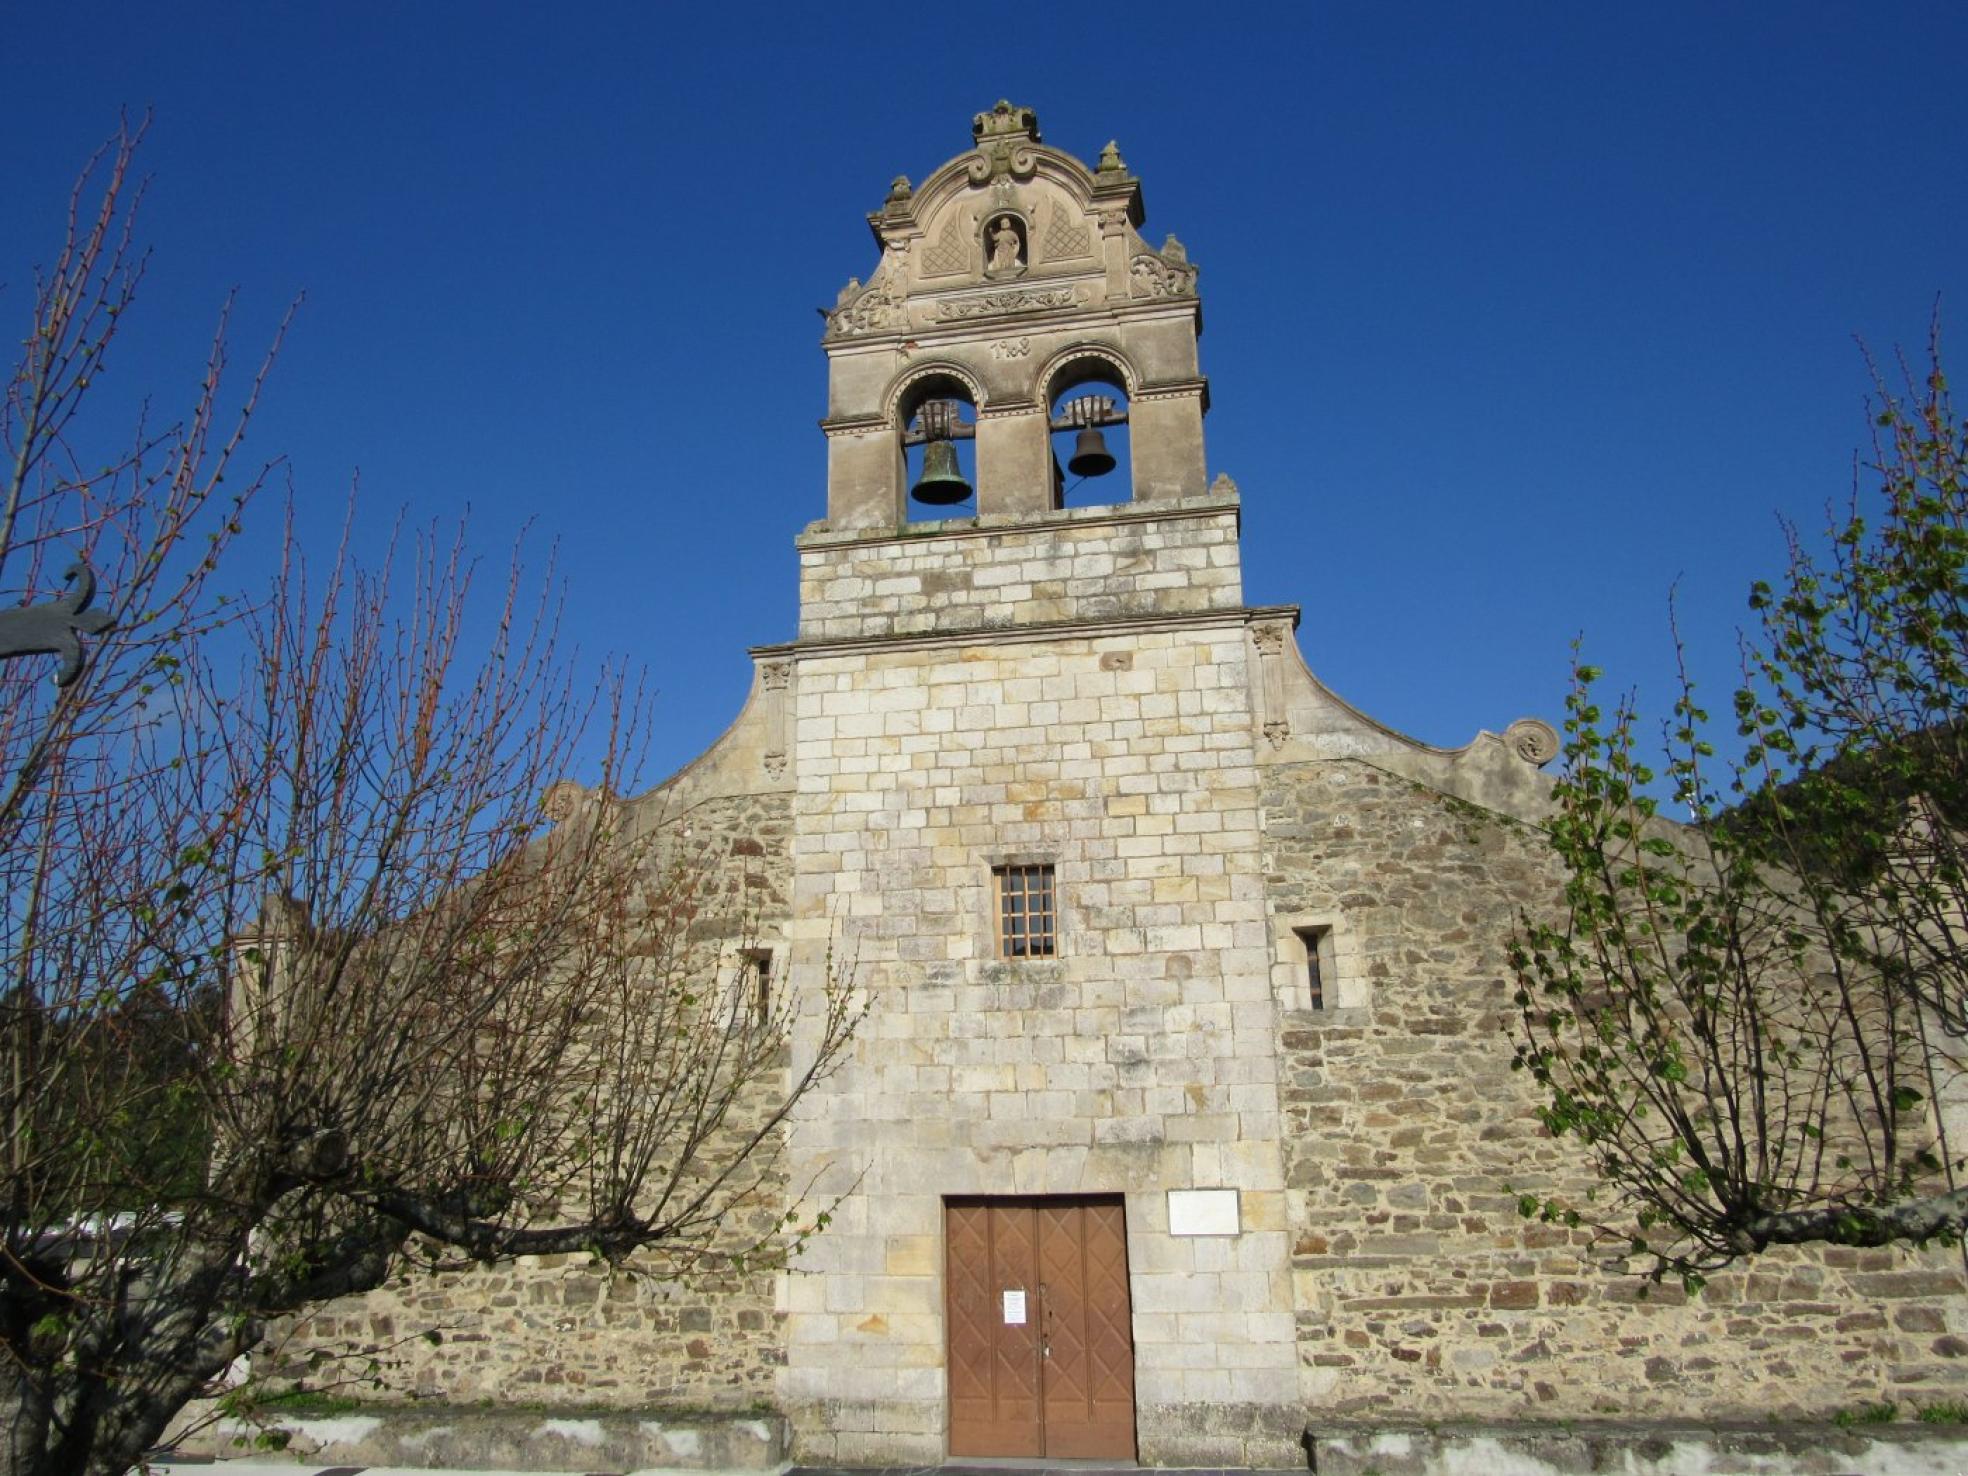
[819,99,1210,527]
[780,105,1299,1469]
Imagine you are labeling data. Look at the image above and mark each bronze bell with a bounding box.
[1067,427,1116,479]
[911,439,973,505]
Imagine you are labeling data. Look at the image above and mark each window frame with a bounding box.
[1293,925,1333,1011]
[1274,914,1356,1014]
[992,862,1058,960]
[741,947,772,1022]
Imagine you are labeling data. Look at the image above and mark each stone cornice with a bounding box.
[818,370,1204,432]
[794,491,1241,552]
[818,414,889,439]
[751,603,1301,663]
[821,294,1200,358]
[1130,377,1209,410]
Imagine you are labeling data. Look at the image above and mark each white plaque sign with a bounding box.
[1002,1289,1027,1324]
[1168,1188,1240,1237]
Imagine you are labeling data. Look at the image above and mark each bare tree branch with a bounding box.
[0,129,858,1476]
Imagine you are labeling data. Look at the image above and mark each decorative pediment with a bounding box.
[835,99,1165,328]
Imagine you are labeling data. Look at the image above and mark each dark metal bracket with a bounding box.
[0,560,114,686]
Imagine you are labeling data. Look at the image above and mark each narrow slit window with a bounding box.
[742,948,772,1024]
[995,864,1056,958]
[1294,927,1331,1010]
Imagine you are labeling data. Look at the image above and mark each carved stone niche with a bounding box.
[982,213,1028,279]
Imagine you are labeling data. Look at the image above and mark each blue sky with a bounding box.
[8,3,1965,788]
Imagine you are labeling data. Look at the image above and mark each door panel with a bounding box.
[946,1201,1041,1456]
[946,1197,1135,1460]
[1038,1200,1137,1458]
[988,1204,1043,1450]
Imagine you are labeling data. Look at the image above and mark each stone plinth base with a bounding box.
[167,1406,788,1470]
[1309,1420,1968,1476]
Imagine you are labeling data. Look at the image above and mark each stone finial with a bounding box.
[885,175,913,203]
[973,99,1041,143]
[1161,233,1188,265]
[1505,718,1560,767]
[255,890,310,940]
[1097,139,1126,174]
[541,779,591,822]
[1209,472,1240,498]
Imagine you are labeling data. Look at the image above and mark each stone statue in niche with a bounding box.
[984,215,1025,278]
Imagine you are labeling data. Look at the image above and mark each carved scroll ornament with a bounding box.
[1128,252,1198,300]
[826,283,905,338]
[967,142,1038,184]
[936,286,1080,321]
[827,253,909,337]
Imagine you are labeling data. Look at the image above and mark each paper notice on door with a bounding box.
[1002,1289,1026,1324]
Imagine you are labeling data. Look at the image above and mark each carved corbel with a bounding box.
[1251,622,1290,750]
[1097,204,1135,300]
[761,660,793,779]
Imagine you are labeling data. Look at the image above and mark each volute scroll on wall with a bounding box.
[964,139,1039,187]
[965,98,1042,185]
[1128,236,1198,300]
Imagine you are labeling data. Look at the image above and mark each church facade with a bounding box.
[292,103,1968,1468]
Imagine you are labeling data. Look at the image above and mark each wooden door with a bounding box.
[945,1197,1136,1460]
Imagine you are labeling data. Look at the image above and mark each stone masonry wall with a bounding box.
[779,614,1302,1467]
[272,790,796,1411]
[795,498,1241,642]
[1264,757,1968,1420]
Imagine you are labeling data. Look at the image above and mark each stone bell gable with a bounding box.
[820,99,1207,525]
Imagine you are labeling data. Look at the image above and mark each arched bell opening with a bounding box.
[896,371,979,523]
[1046,358,1133,509]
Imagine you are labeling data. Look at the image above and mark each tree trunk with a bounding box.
[1,1380,44,1476]
[1749,1185,1968,1250]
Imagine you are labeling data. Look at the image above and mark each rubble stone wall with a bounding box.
[270,790,796,1410]
[1263,756,1968,1420]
